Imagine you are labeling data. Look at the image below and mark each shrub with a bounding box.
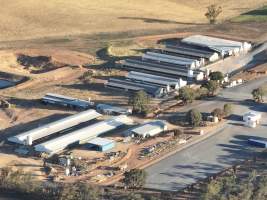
[186,109,203,127]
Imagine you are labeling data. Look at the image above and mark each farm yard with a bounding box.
[0,1,267,199]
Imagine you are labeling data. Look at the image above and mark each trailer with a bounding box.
[248,139,267,148]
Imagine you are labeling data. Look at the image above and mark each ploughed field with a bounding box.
[0,0,266,41]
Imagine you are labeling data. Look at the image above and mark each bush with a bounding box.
[211,108,224,121]
[186,109,203,127]
[123,169,147,189]
[223,104,232,117]
[202,80,219,96]
[177,86,195,104]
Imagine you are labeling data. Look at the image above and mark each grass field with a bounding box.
[232,5,267,22]
[0,0,266,41]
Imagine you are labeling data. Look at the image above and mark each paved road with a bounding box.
[145,76,267,191]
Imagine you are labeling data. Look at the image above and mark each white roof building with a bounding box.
[34,115,132,154]
[182,35,252,56]
[8,109,102,145]
[131,120,168,138]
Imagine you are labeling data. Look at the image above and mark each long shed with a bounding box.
[34,115,132,155]
[8,109,102,145]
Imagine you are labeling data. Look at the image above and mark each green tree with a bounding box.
[178,86,195,104]
[252,87,265,102]
[129,91,151,114]
[205,4,222,24]
[211,108,224,121]
[77,183,101,200]
[123,169,147,189]
[186,109,202,127]
[202,80,219,96]
[223,104,232,117]
[209,71,224,82]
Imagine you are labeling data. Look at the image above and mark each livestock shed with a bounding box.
[142,52,198,69]
[8,109,102,145]
[127,71,187,90]
[42,93,94,109]
[121,59,204,81]
[182,35,252,57]
[96,104,132,115]
[131,120,168,138]
[164,45,219,63]
[34,115,132,155]
[146,51,201,68]
[105,78,166,98]
[86,137,115,151]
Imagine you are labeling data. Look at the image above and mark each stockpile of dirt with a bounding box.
[16,54,66,73]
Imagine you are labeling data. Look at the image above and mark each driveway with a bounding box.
[145,76,267,191]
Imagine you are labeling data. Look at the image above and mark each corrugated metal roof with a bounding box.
[8,109,102,145]
[132,120,167,135]
[43,93,92,108]
[182,35,245,54]
[87,137,114,146]
[34,115,132,154]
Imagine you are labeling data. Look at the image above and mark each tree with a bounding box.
[123,169,147,189]
[209,71,224,82]
[202,80,219,96]
[186,109,202,127]
[211,108,224,121]
[178,86,195,104]
[77,183,101,200]
[129,91,150,114]
[252,87,265,102]
[205,4,222,24]
[223,104,232,117]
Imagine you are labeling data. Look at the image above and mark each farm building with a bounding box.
[96,103,132,115]
[86,137,115,152]
[131,120,168,138]
[182,35,252,57]
[127,71,187,91]
[121,59,204,81]
[143,52,199,69]
[8,109,102,145]
[105,78,167,98]
[42,93,94,109]
[163,45,219,63]
[34,115,132,155]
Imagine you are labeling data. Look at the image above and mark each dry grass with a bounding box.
[0,0,266,41]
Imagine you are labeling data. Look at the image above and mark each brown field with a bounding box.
[0,0,266,41]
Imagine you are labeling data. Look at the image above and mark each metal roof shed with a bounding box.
[8,109,102,145]
[121,59,201,79]
[146,52,201,68]
[127,71,187,90]
[86,137,115,151]
[42,93,93,109]
[182,35,246,56]
[34,115,132,155]
[131,120,168,138]
[96,104,132,115]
